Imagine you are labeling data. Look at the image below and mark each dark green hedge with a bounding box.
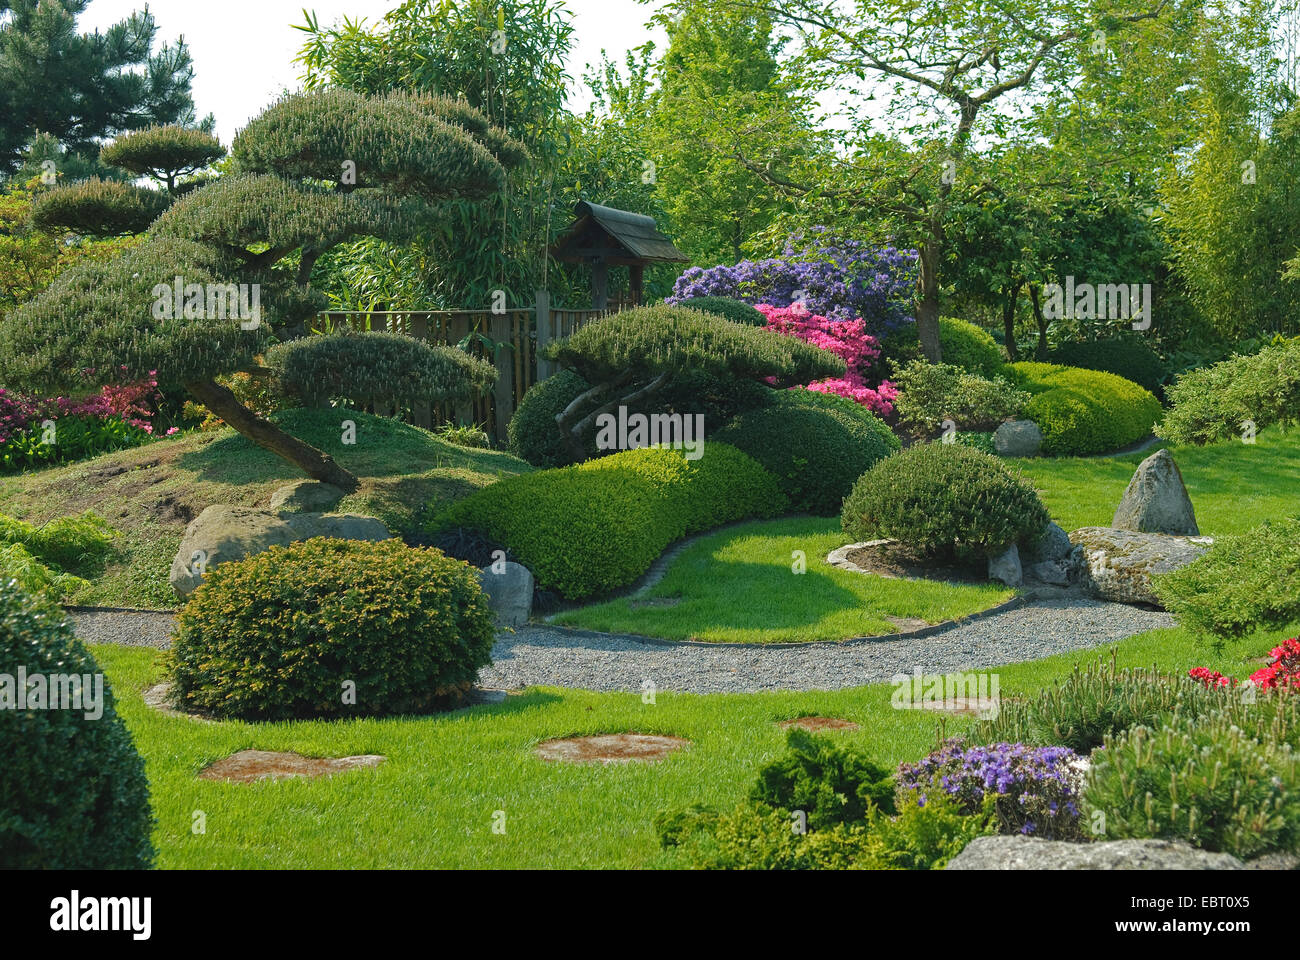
[1048,336,1166,394]
[0,582,154,868]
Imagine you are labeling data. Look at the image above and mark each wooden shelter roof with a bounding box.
[550,200,688,265]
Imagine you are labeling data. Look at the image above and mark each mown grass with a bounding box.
[0,409,531,607]
[553,517,1014,643]
[94,615,1293,869]
[1014,425,1300,537]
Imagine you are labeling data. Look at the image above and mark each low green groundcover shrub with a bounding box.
[0,511,116,600]
[713,389,899,515]
[169,538,495,720]
[656,731,992,870]
[1008,361,1162,456]
[1048,336,1166,395]
[891,360,1029,436]
[884,317,1005,379]
[266,330,497,410]
[427,444,785,600]
[841,442,1049,561]
[0,582,154,868]
[673,296,767,326]
[1157,336,1300,445]
[1152,518,1300,640]
[1085,711,1300,859]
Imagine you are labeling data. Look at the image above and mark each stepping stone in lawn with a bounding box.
[778,716,860,732]
[198,750,385,784]
[534,733,688,764]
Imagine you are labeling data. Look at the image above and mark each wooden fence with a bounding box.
[316,292,631,441]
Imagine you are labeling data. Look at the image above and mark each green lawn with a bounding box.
[552,516,1015,643]
[95,615,1292,869]
[1014,426,1300,537]
[0,409,531,607]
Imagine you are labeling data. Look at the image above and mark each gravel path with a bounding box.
[67,597,1174,694]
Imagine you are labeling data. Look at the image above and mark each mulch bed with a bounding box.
[843,542,989,585]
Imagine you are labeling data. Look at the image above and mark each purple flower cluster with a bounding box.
[667,228,919,335]
[897,738,1087,840]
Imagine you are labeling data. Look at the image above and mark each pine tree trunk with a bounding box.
[184,378,359,492]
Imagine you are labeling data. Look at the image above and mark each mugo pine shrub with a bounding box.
[0,582,154,868]
[841,442,1049,561]
[169,538,494,720]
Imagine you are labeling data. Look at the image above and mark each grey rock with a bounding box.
[1029,560,1072,585]
[1245,852,1300,870]
[994,419,1043,457]
[170,505,391,598]
[1026,522,1072,564]
[478,561,534,627]
[1112,449,1200,535]
[1069,526,1212,606]
[988,544,1022,586]
[945,835,1244,871]
[269,480,345,513]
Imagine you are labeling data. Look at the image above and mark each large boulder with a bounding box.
[987,544,1022,586]
[477,561,534,627]
[169,505,391,598]
[268,480,346,513]
[1025,522,1072,565]
[1069,526,1212,606]
[945,835,1244,870]
[994,419,1042,457]
[1112,449,1199,535]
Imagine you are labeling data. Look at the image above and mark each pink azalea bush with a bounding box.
[754,302,897,416]
[1188,639,1300,692]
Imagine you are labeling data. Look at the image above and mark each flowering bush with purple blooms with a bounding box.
[667,228,918,335]
[897,738,1087,841]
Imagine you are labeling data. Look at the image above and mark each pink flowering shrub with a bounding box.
[1188,639,1300,692]
[0,369,168,471]
[754,303,897,416]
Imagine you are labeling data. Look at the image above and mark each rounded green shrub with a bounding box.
[169,538,495,720]
[1009,362,1162,456]
[507,369,593,467]
[713,391,899,515]
[1152,518,1300,640]
[884,317,1006,379]
[1156,337,1300,445]
[841,442,1050,560]
[265,330,497,410]
[1048,336,1166,395]
[428,444,785,600]
[0,582,154,868]
[673,296,767,326]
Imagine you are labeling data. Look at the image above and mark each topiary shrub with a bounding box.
[713,390,899,515]
[891,360,1029,436]
[29,177,170,236]
[507,370,593,467]
[0,582,154,868]
[169,538,494,720]
[1152,518,1300,640]
[883,317,1005,379]
[1049,336,1166,395]
[427,444,785,600]
[265,330,496,410]
[1008,362,1162,456]
[1156,337,1300,445]
[841,442,1049,560]
[674,296,767,326]
[1085,710,1300,858]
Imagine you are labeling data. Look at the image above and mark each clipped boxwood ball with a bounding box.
[507,369,594,467]
[0,582,155,868]
[841,442,1049,560]
[713,391,899,516]
[883,317,1005,379]
[169,538,495,720]
[674,296,768,326]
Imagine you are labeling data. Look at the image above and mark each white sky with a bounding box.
[78,0,668,146]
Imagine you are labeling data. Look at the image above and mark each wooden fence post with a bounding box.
[535,289,554,382]
[370,313,391,418]
[489,309,515,443]
[409,313,432,429]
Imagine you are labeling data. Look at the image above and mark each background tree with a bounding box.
[0,0,204,174]
[0,89,523,490]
